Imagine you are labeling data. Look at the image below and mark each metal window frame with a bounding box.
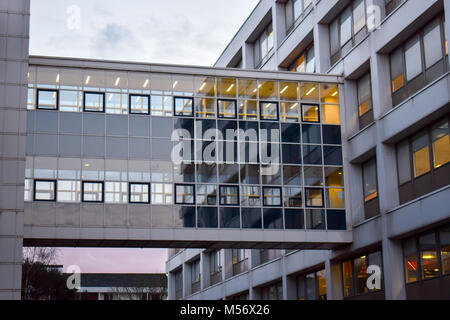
[128,94,150,115]
[304,187,324,208]
[173,96,194,117]
[262,186,282,207]
[219,184,240,206]
[83,91,105,113]
[81,180,105,203]
[36,88,59,110]
[128,182,150,204]
[174,183,196,205]
[217,98,237,119]
[259,101,279,121]
[33,179,57,202]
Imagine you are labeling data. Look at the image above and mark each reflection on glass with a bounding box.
[281,102,299,122]
[240,185,261,206]
[238,100,258,120]
[305,188,323,207]
[260,102,278,120]
[218,99,237,118]
[412,132,430,178]
[302,104,319,122]
[37,90,58,110]
[342,260,353,297]
[195,98,216,118]
[83,92,104,112]
[174,97,193,116]
[431,120,450,169]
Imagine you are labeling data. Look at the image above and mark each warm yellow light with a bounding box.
[56,74,60,83]
[27,72,30,78]
[306,87,316,95]
[85,75,90,85]
[423,255,435,259]
[226,83,235,92]
[115,77,120,86]
[199,82,206,91]
[289,102,298,109]
[253,84,262,93]
[331,90,338,97]
[173,81,178,89]
[84,163,90,167]
[280,85,289,94]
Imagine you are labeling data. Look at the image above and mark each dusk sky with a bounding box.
[29,0,259,273]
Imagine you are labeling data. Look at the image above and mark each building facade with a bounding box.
[166,0,450,300]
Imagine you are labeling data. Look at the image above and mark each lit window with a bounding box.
[300,83,318,101]
[83,92,105,112]
[175,184,195,204]
[260,101,279,121]
[37,89,58,110]
[326,188,344,208]
[353,0,366,34]
[390,48,404,93]
[419,233,439,280]
[342,260,353,297]
[354,255,368,294]
[218,99,237,119]
[322,104,340,125]
[305,188,323,207]
[403,238,419,283]
[440,226,450,275]
[362,158,378,202]
[82,181,104,202]
[302,103,319,122]
[129,182,150,203]
[34,180,56,201]
[431,120,450,169]
[263,187,282,206]
[412,132,431,178]
[280,102,299,122]
[195,98,216,118]
[174,97,194,116]
[219,185,239,205]
[238,100,258,120]
[357,73,372,116]
[129,94,150,115]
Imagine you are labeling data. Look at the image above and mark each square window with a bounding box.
[174,97,194,116]
[218,99,237,118]
[83,92,105,112]
[305,209,325,229]
[242,208,262,228]
[260,101,279,121]
[302,103,320,122]
[37,89,58,110]
[263,186,282,206]
[303,145,322,165]
[195,98,216,118]
[129,182,150,203]
[219,185,239,205]
[240,185,261,206]
[238,100,258,120]
[175,184,195,204]
[326,209,346,230]
[220,207,240,228]
[263,208,283,229]
[196,184,217,205]
[305,188,324,207]
[82,181,104,202]
[197,207,218,228]
[284,187,302,207]
[285,209,304,229]
[129,94,150,115]
[33,179,56,201]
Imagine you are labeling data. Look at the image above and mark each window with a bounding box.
[57,180,80,202]
[389,16,447,106]
[240,185,261,206]
[83,92,105,112]
[254,24,274,67]
[238,100,258,120]
[385,0,405,15]
[305,188,323,207]
[419,233,439,280]
[175,184,195,204]
[296,269,327,300]
[129,182,150,203]
[362,158,378,202]
[285,0,313,31]
[289,44,315,73]
[210,250,222,285]
[37,89,58,110]
[284,187,302,207]
[403,238,419,283]
[263,187,282,206]
[260,101,279,121]
[151,183,172,204]
[412,132,430,178]
[33,180,56,201]
[174,97,194,116]
[129,94,149,115]
[82,181,104,202]
[174,269,183,299]
[261,281,283,300]
[218,99,237,119]
[396,140,411,185]
[431,120,450,169]
[329,0,368,65]
[104,182,127,203]
[302,104,319,122]
[196,184,217,205]
[357,72,373,128]
[232,249,248,275]
[151,95,172,116]
[196,98,216,118]
[219,185,239,205]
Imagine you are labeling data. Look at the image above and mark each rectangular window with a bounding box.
[238,100,258,120]
[263,186,282,206]
[342,260,353,297]
[340,7,352,47]
[240,185,261,206]
[37,89,58,110]
[431,120,450,169]
[219,185,239,205]
[403,238,419,283]
[151,95,172,116]
[129,94,150,115]
[33,179,56,201]
[396,140,411,184]
[129,182,150,203]
[284,187,302,207]
[305,188,324,207]
[175,184,195,204]
[57,180,80,202]
[412,132,431,178]
[390,48,404,93]
[151,183,172,204]
[105,182,127,203]
[423,19,443,69]
[196,184,217,205]
[354,255,368,295]
[60,90,79,112]
[330,19,340,56]
[174,97,194,116]
[302,103,320,122]
[260,101,279,121]
[404,36,422,81]
[440,226,450,275]
[191,259,200,284]
[218,99,237,119]
[83,92,105,112]
[82,181,104,202]
[353,0,366,34]
[419,233,439,280]
[195,98,216,118]
[254,24,274,67]
[362,158,378,202]
[357,73,372,117]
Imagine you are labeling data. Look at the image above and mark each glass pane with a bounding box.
[412,132,431,177]
[440,226,450,275]
[284,187,302,207]
[37,90,58,109]
[59,90,79,112]
[263,187,282,206]
[260,102,279,120]
[174,97,193,116]
[363,158,378,202]
[285,208,304,229]
[220,185,239,205]
[82,182,103,202]
[305,273,316,300]
[218,99,236,118]
[84,92,104,112]
[354,255,368,294]
[330,19,340,55]
[357,73,372,116]
[305,209,324,229]
[175,184,194,204]
[238,79,257,99]
[217,78,236,98]
[129,95,149,114]
[238,100,258,120]
[322,104,340,125]
[431,120,450,169]
[390,48,404,92]
[305,188,323,207]
[316,269,327,300]
[300,83,318,101]
[281,102,300,122]
[302,104,319,122]
[279,81,298,101]
[321,84,339,104]
[396,140,412,184]
[326,188,344,208]
[129,183,149,203]
[195,76,215,97]
[405,36,423,81]
[342,260,353,297]
[424,20,443,69]
[305,46,315,73]
[353,0,366,34]
[325,167,343,187]
[403,238,419,283]
[340,7,352,46]
[259,80,277,100]
[195,98,216,118]
[34,180,56,200]
[240,185,260,206]
[419,233,439,279]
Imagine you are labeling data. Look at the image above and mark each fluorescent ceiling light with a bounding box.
[280,85,288,94]
[306,87,315,95]
[289,102,298,109]
[143,79,149,88]
[85,75,90,85]
[331,90,338,97]
[56,74,60,83]
[115,77,120,86]
[199,82,206,90]
[173,81,178,89]
[226,83,235,92]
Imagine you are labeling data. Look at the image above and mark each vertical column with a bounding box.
[313,23,331,73]
[325,259,344,300]
[0,0,30,300]
[167,271,175,300]
[272,0,286,70]
[242,42,255,70]
[200,251,209,290]
[182,263,190,298]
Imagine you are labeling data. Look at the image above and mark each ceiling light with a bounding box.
[226,83,235,92]
[85,75,90,85]
[143,79,149,88]
[289,102,298,109]
[280,85,288,94]
[306,87,316,95]
[173,81,178,89]
[422,255,435,259]
[84,163,90,167]
[136,96,141,103]
[56,74,60,83]
[115,77,120,86]
[199,82,206,90]
[331,90,338,97]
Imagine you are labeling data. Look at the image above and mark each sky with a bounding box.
[29,0,260,274]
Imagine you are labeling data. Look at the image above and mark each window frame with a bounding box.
[262,186,282,207]
[174,183,196,205]
[33,179,57,202]
[173,96,194,117]
[128,182,150,204]
[36,89,59,110]
[217,98,237,119]
[219,184,240,206]
[304,187,324,208]
[81,180,104,203]
[259,101,279,121]
[83,91,105,113]
[356,72,374,129]
[128,94,150,115]
[301,103,320,123]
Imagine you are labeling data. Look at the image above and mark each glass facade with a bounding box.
[25,66,345,231]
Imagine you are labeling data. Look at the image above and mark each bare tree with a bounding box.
[110,286,167,300]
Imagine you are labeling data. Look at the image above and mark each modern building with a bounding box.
[166,0,450,300]
[77,273,167,300]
